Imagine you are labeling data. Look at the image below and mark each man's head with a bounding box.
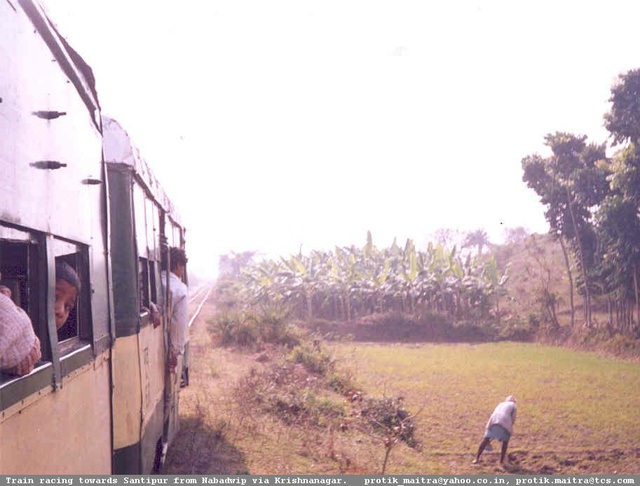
[55,261,81,329]
[170,247,188,278]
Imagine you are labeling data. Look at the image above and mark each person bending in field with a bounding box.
[473,395,517,464]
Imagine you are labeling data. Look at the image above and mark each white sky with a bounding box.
[43,0,640,277]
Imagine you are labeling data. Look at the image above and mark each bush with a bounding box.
[449,320,494,342]
[496,316,536,341]
[573,329,640,357]
[603,333,640,356]
[358,396,418,448]
[213,278,245,311]
[288,341,335,375]
[210,304,303,348]
[256,305,302,347]
[210,310,260,347]
[326,371,356,395]
[234,359,345,428]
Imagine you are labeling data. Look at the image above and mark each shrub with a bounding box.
[211,311,259,347]
[326,371,355,395]
[358,396,418,448]
[497,316,536,341]
[234,360,345,428]
[449,320,494,342]
[288,341,335,375]
[256,305,302,347]
[210,304,303,348]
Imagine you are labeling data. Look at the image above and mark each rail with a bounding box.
[188,283,214,327]
[189,284,210,304]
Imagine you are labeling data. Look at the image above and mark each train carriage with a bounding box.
[0,0,186,474]
[0,0,111,473]
[103,116,186,473]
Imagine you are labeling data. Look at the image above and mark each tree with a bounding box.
[464,229,490,256]
[522,132,609,327]
[605,68,640,146]
[503,226,529,245]
[599,68,640,331]
[218,251,257,278]
[595,194,640,331]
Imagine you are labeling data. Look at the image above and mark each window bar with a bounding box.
[46,234,62,390]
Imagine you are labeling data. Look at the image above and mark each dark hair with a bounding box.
[169,247,187,272]
[56,261,81,292]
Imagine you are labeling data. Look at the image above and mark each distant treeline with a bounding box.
[216,68,640,340]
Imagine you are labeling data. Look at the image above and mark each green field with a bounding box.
[329,341,640,473]
[165,309,640,475]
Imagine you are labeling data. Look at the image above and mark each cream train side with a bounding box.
[0,0,110,473]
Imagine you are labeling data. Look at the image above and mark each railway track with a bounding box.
[189,283,210,304]
[188,283,214,327]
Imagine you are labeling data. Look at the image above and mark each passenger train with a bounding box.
[0,0,187,473]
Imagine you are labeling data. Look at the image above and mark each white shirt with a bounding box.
[162,271,189,355]
[0,293,38,369]
[486,400,517,434]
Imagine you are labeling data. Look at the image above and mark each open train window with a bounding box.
[1,224,42,381]
[52,238,92,355]
[139,256,160,326]
[0,226,39,315]
[134,184,162,325]
[1,228,92,352]
[139,257,151,310]
[1,225,93,390]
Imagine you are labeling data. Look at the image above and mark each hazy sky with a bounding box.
[43,0,640,277]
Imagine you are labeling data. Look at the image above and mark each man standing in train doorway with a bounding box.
[158,245,189,465]
[163,246,189,385]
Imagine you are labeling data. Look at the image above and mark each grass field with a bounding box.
[163,301,640,475]
[329,342,640,473]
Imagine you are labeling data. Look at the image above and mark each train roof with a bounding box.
[102,116,183,226]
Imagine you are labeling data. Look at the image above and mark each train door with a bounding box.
[160,218,187,451]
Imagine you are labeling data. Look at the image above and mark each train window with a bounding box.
[139,257,159,325]
[135,185,163,323]
[165,221,181,250]
[139,257,150,311]
[1,224,93,388]
[146,198,157,260]
[0,225,39,313]
[149,260,158,303]
[0,224,42,381]
[52,238,91,354]
[133,183,149,258]
[173,225,181,248]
